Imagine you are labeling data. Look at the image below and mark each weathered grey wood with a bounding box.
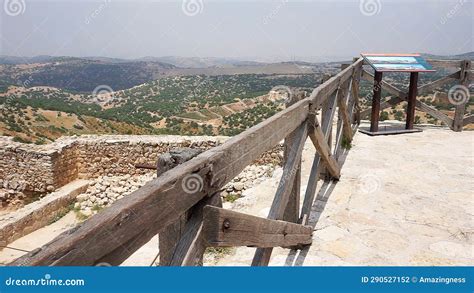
[336,77,354,142]
[203,206,312,248]
[426,59,462,69]
[361,70,406,99]
[360,96,404,119]
[299,154,322,225]
[157,148,203,176]
[415,100,453,127]
[252,122,308,266]
[11,98,310,266]
[283,92,304,223]
[157,147,203,265]
[169,193,222,266]
[299,75,337,224]
[453,60,471,131]
[334,113,344,162]
[463,115,474,126]
[159,215,187,266]
[417,71,460,96]
[308,117,341,179]
[318,81,338,179]
[350,57,363,125]
[309,58,364,111]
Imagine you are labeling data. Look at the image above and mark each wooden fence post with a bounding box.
[158,148,202,266]
[319,74,334,180]
[453,60,471,132]
[283,90,305,223]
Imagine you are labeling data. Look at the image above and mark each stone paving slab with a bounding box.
[211,124,473,266]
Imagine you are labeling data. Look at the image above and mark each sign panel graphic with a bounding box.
[361,53,435,72]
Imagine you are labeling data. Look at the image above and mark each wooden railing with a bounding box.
[10,57,469,266]
[359,59,472,131]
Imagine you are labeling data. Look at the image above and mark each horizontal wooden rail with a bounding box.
[203,206,312,248]
[463,115,474,126]
[309,58,364,111]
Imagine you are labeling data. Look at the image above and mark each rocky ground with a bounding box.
[74,164,277,218]
[75,173,155,217]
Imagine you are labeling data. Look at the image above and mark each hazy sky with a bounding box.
[1,0,472,62]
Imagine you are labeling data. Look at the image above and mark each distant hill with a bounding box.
[0,58,176,92]
[137,56,265,68]
[421,52,474,60]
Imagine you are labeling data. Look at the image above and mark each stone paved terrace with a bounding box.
[210,123,473,266]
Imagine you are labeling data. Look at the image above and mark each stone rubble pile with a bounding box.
[74,163,277,217]
[0,176,29,207]
[75,173,155,216]
[221,164,275,200]
[0,189,26,208]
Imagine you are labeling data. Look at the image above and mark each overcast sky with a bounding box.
[1,0,472,62]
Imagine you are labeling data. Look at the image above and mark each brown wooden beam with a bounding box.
[169,193,222,266]
[203,206,312,248]
[453,60,471,132]
[406,72,419,130]
[252,122,308,266]
[370,71,383,132]
[308,117,341,179]
[463,115,474,126]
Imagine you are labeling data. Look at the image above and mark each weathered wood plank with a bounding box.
[169,193,222,266]
[350,58,363,125]
[203,206,312,248]
[299,154,322,225]
[463,115,474,126]
[308,117,341,179]
[11,98,310,266]
[453,60,471,131]
[309,58,363,111]
[360,96,404,118]
[252,122,308,266]
[283,92,304,223]
[318,87,337,179]
[417,71,460,96]
[157,148,203,176]
[159,215,187,266]
[361,70,405,99]
[426,59,462,69]
[157,147,203,265]
[415,100,453,127]
[337,77,354,142]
